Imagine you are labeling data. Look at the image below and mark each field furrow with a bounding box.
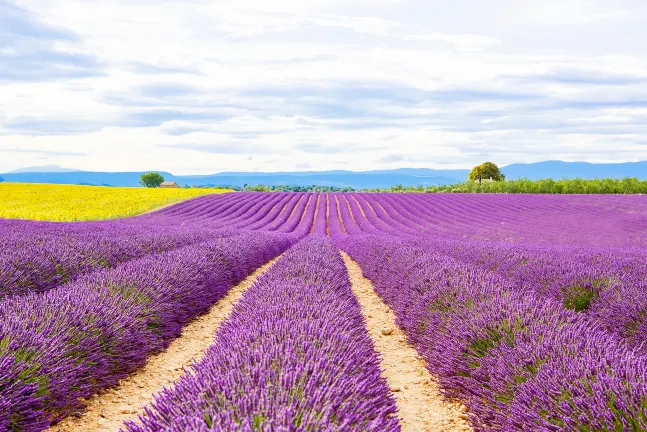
[0,232,297,431]
[337,235,647,431]
[4,189,647,431]
[342,252,470,432]
[0,222,237,298]
[124,237,399,431]
[52,255,282,432]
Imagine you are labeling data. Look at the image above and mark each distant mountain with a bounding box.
[0,170,456,189]
[0,171,175,187]
[365,168,471,178]
[501,161,647,181]
[9,164,82,173]
[178,173,459,189]
[1,161,646,189]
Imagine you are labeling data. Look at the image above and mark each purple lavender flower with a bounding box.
[124,237,399,432]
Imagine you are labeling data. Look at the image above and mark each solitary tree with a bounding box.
[468,162,505,183]
[140,172,165,188]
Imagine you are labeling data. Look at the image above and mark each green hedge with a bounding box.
[373,178,647,194]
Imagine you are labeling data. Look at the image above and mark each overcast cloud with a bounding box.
[1,0,647,174]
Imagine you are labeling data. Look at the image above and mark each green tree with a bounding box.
[468,162,505,183]
[139,172,165,188]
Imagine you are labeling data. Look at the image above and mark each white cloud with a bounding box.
[402,33,501,52]
[1,0,647,174]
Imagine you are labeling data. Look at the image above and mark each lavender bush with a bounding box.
[0,231,296,431]
[124,237,399,432]
[337,235,647,431]
[4,191,647,431]
[0,220,239,297]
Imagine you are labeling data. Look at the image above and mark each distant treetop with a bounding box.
[140,172,165,188]
[468,162,505,182]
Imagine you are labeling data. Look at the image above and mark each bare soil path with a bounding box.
[52,257,280,432]
[342,252,472,432]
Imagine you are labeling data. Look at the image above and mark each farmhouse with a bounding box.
[160,181,179,188]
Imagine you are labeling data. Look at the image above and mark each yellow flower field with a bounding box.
[0,183,232,222]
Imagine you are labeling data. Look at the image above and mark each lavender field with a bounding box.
[2,192,647,431]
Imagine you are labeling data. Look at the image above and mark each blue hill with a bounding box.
[501,161,647,180]
[0,171,175,187]
[1,161,645,189]
[0,171,458,189]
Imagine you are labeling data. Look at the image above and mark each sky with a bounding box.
[1,0,647,174]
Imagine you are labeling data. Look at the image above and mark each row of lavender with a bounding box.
[337,235,647,430]
[0,231,297,431]
[408,237,647,350]
[135,192,316,233]
[124,236,399,432]
[133,192,647,351]
[331,191,644,248]
[359,192,647,246]
[0,219,241,298]
[0,192,319,299]
[328,192,647,349]
[139,192,647,247]
[4,190,647,431]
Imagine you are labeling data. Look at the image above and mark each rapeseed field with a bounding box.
[0,183,231,221]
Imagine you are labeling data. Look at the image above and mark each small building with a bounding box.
[160,181,179,188]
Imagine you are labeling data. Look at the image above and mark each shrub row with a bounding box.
[125,237,399,431]
[0,231,296,431]
[338,235,647,431]
[0,220,236,297]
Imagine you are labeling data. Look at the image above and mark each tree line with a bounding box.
[371,162,647,194]
[172,183,356,192]
[140,166,647,194]
[373,177,647,194]
[237,184,355,192]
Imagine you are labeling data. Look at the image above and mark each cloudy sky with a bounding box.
[1,0,647,174]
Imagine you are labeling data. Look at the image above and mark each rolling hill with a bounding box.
[1,161,645,189]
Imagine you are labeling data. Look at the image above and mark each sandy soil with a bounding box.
[342,252,472,432]
[285,194,305,221]
[298,194,313,226]
[333,195,348,234]
[51,257,280,432]
[342,195,359,226]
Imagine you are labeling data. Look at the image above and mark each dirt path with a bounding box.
[342,252,472,432]
[52,257,280,432]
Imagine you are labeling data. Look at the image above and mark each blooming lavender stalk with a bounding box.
[0,222,237,298]
[116,192,647,247]
[402,236,647,349]
[310,194,328,235]
[337,235,647,431]
[124,237,399,432]
[3,190,647,431]
[0,231,296,431]
[277,193,314,234]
